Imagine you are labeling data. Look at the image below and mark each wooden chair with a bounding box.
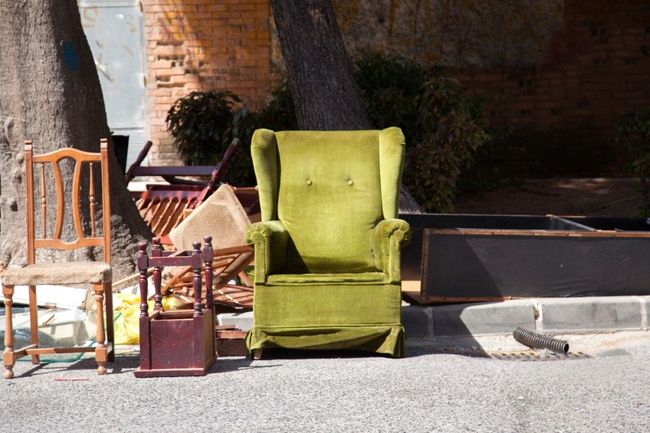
[125,138,246,242]
[2,140,114,378]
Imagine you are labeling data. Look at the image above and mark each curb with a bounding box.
[402,295,650,339]
[218,296,650,339]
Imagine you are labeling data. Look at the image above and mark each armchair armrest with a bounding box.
[372,218,411,283]
[245,220,289,283]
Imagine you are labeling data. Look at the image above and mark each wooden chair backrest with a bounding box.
[124,138,240,187]
[24,139,111,265]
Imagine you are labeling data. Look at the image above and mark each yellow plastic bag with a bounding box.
[113,293,193,345]
[113,293,146,345]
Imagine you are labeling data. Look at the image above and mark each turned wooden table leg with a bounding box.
[3,285,15,379]
[93,283,107,375]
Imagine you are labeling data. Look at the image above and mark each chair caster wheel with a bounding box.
[3,369,14,379]
[97,365,107,375]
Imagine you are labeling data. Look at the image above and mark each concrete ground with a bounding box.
[1,331,649,433]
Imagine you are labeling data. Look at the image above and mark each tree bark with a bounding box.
[270,0,422,212]
[270,0,370,130]
[0,0,152,279]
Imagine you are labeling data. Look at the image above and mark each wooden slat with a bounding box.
[159,198,189,236]
[71,158,85,241]
[140,198,159,223]
[150,198,173,232]
[32,147,102,163]
[100,139,111,263]
[214,285,253,308]
[35,237,104,250]
[24,142,35,265]
[238,270,253,287]
[129,166,216,177]
[26,347,96,355]
[39,163,46,238]
[161,265,193,293]
[135,197,146,212]
[52,161,65,240]
[13,344,38,358]
[402,290,516,305]
[187,196,199,210]
[216,329,247,339]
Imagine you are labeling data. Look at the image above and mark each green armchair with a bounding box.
[245,127,410,357]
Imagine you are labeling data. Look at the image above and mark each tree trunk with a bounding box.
[270,0,370,130]
[0,0,152,279]
[270,0,422,212]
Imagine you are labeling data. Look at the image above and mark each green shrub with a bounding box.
[615,109,650,214]
[166,90,239,166]
[355,54,490,212]
[404,70,489,211]
[165,85,297,186]
[355,52,425,147]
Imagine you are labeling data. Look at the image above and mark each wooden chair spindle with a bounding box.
[137,242,149,318]
[203,236,214,310]
[89,162,96,237]
[192,241,203,317]
[152,238,163,311]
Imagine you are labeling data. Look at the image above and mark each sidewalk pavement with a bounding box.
[218,295,650,352]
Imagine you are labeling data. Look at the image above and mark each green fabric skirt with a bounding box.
[245,283,405,358]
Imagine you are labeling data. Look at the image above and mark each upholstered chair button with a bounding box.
[306,179,312,186]
[347,179,354,186]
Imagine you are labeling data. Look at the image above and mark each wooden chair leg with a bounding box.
[28,285,39,364]
[3,285,15,379]
[104,281,114,362]
[93,283,107,375]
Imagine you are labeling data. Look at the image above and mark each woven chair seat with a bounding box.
[2,262,111,286]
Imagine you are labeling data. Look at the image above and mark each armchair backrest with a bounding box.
[251,127,405,273]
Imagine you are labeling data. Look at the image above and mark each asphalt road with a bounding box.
[1,338,649,433]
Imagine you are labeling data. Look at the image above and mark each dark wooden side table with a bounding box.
[134,236,216,378]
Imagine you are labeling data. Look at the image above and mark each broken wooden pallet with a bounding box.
[162,245,254,309]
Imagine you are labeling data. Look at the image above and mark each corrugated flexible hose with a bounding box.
[513,327,569,354]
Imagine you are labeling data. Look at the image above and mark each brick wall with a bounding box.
[453,0,650,175]
[143,0,272,165]
[141,0,650,175]
[332,0,564,68]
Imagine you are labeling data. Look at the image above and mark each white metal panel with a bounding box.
[79,0,148,167]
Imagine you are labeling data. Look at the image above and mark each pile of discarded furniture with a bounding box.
[3,127,413,378]
[123,138,257,311]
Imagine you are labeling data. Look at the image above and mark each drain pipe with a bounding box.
[513,327,569,354]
